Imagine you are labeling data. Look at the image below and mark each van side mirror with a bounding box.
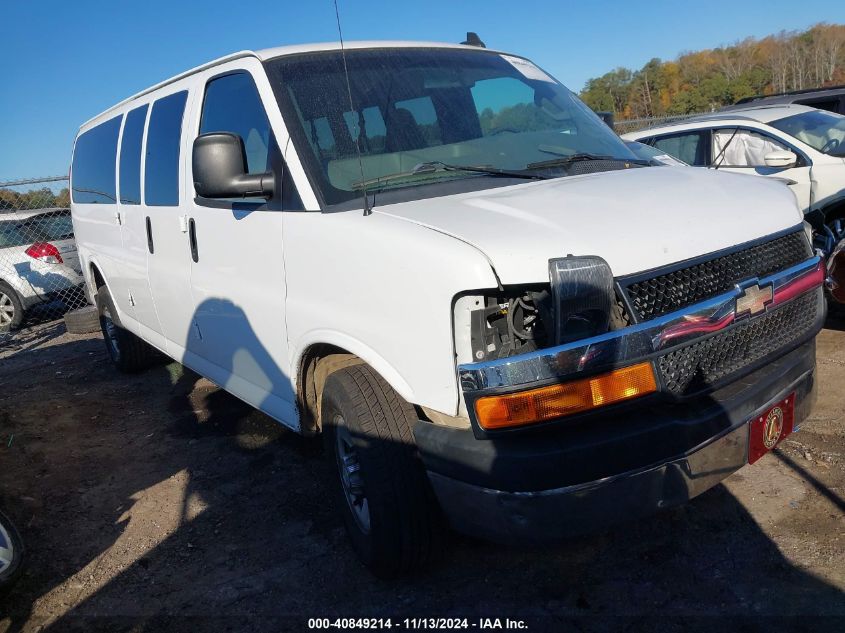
[192,132,275,199]
[763,150,798,169]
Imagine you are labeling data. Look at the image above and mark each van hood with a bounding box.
[373,167,804,284]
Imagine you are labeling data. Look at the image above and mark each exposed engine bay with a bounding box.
[461,285,629,363]
[468,288,552,361]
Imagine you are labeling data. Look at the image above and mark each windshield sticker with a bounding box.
[501,55,555,83]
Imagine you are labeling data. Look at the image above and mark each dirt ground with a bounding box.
[0,316,844,632]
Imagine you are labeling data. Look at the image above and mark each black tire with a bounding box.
[0,508,24,591]
[64,305,101,334]
[322,365,444,577]
[0,281,24,331]
[96,284,157,373]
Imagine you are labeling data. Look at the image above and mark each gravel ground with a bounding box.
[0,317,844,632]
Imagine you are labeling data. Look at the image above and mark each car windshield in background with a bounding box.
[769,110,845,156]
[0,212,73,248]
[264,48,639,207]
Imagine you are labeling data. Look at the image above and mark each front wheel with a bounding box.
[322,365,444,577]
[0,509,24,591]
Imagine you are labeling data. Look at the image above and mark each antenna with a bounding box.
[461,32,486,48]
[333,0,372,216]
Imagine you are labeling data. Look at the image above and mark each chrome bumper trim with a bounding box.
[430,369,816,542]
[458,256,823,392]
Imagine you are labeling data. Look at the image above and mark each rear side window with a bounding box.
[200,73,272,174]
[72,115,122,204]
[145,91,188,206]
[119,105,148,204]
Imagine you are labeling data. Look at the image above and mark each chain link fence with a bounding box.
[613,112,708,136]
[0,176,92,342]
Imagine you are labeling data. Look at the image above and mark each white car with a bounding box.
[71,41,825,575]
[622,105,845,223]
[0,208,84,329]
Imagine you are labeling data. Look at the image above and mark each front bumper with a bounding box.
[415,339,817,543]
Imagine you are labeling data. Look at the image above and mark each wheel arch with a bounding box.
[86,258,129,327]
[293,332,416,435]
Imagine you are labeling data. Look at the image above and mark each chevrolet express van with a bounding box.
[71,41,826,576]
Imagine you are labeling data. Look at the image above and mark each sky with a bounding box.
[1,0,843,180]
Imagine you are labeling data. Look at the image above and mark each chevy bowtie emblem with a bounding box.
[736,283,773,317]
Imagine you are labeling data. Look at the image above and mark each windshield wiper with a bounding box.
[526,153,649,170]
[351,161,547,191]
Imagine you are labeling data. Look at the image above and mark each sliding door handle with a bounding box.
[188,218,199,263]
[145,216,154,254]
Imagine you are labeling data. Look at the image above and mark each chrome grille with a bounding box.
[622,231,811,322]
[658,290,819,396]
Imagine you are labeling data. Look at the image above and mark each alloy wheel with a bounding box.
[0,292,14,328]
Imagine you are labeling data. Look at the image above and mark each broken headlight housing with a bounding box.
[464,256,622,363]
[548,256,616,345]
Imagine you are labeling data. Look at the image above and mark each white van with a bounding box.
[71,41,826,576]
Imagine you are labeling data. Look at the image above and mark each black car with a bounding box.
[722,85,845,116]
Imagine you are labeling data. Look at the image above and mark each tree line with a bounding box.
[0,187,70,211]
[579,23,845,120]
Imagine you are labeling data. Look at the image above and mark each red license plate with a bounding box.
[748,393,795,464]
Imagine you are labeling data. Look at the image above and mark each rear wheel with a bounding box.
[0,282,24,330]
[322,365,444,577]
[96,284,158,372]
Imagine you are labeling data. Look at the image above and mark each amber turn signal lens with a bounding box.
[474,362,657,430]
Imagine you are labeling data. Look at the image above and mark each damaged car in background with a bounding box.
[623,105,845,306]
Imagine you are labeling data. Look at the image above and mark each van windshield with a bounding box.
[264,48,638,208]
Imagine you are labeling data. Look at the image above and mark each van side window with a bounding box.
[71,115,122,204]
[118,105,148,205]
[145,91,188,206]
[200,72,272,174]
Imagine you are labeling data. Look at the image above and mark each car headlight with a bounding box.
[549,256,616,345]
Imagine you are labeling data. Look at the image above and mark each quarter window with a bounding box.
[71,115,122,204]
[118,105,148,205]
[145,91,188,206]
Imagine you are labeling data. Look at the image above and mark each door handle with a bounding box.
[145,216,154,254]
[188,217,199,263]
